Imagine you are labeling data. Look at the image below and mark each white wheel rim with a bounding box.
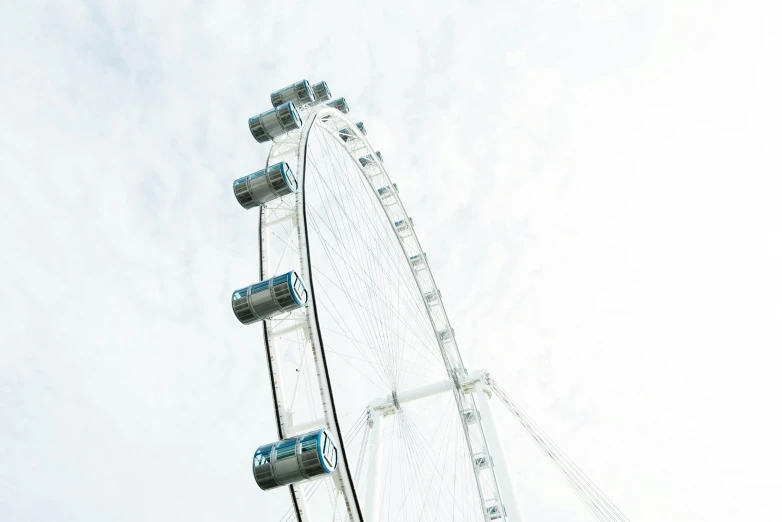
[258,106,506,522]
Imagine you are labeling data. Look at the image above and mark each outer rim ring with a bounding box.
[294,107,365,521]
[260,106,497,521]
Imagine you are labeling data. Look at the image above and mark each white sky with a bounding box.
[2,1,782,521]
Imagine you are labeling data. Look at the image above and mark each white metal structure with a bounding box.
[239,80,632,522]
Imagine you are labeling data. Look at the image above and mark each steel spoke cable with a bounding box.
[309,132,402,374]
[492,381,629,522]
[411,403,456,521]
[399,403,470,520]
[305,186,396,388]
[307,133,439,371]
[305,213,398,388]
[302,225,446,383]
[295,327,315,422]
[276,330,392,391]
[307,272,394,375]
[393,412,426,521]
[353,419,371,486]
[306,219,440,386]
[324,345,440,381]
[303,214,443,375]
[508,405,624,521]
[402,409,459,521]
[306,193,416,379]
[390,403,465,522]
[307,143,395,363]
[316,296,400,389]
[304,190,438,370]
[386,411,415,521]
[313,272,443,379]
[267,113,495,521]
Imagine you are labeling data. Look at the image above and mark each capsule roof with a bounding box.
[286,102,302,128]
[289,271,308,307]
[311,81,332,103]
[377,183,398,195]
[326,97,350,114]
[277,162,298,193]
[270,79,315,107]
[315,429,338,474]
[248,102,302,143]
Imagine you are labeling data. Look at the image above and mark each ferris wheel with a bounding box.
[230,79,633,522]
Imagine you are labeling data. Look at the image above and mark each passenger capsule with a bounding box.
[409,253,427,270]
[270,80,315,107]
[424,289,441,303]
[338,127,357,142]
[463,408,480,425]
[359,151,383,167]
[474,453,493,471]
[338,123,366,142]
[311,81,331,103]
[438,327,455,342]
[249,102,302,143]
[484,500,505,521]
[233,162,297,209]
[325,97,350,114]
[232,271,308,325]
[377,183,398,199]
[394,218,414,235]
[253,428,338,491]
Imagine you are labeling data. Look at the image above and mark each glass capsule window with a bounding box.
[250,281,271,294]
[232,288,249,300]
[275,439,297,461]
[300,433,319,454]
[254,446,272,466]
[322,434,337,468]
[293,276,307,303]
[282,165,296,190]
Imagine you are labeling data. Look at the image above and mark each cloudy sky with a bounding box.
[2,0,781,521]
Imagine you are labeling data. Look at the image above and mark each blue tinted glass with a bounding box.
[275,439,296,460]
[283,166,297,189]
[294,278,305,298]
[250,281,270,294]
[329,445,337,467]
[300,433,318,453]
[254,446,272,466]
[322,437,336,468]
